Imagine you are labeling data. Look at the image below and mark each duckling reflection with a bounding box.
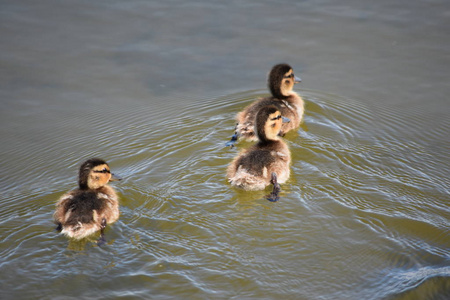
[227,105,291,202]
[227,63,303,146]
[54,158,121,244]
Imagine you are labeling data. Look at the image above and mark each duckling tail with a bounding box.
[228,168,267,191]
[229,177,267,191]
[60,222,100,240]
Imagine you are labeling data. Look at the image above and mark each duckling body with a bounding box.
[232,63,304,143]
[227,106,291,201]
[54,158,121,241]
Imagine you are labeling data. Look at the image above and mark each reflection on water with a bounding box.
[1,0,449,299]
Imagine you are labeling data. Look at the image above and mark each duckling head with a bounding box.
[255,105,289,142]
[268,63,301,99]
[78,158,121,190]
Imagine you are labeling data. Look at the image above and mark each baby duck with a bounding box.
[227,105,291,202]
[54,158,121,243]
[227,63,303,146]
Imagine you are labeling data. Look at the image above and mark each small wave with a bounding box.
[2,87,449,299]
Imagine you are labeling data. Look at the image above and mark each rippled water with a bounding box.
[1,0,449,299]
[2,89,449,299]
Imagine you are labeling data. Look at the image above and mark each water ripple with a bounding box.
[2,88,449,299]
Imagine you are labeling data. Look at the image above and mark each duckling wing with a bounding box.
[54,192,75,225]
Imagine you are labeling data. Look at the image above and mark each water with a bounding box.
[1,0,449,299]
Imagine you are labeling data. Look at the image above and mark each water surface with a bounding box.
[1,0,449,299]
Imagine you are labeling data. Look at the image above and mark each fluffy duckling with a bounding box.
[227,105,291,202]
[54,158,121,243]
[227,63,303,146]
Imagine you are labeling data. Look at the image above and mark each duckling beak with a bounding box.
[282,116,290,123]
[294,76,302,84]
[109,173,122,181]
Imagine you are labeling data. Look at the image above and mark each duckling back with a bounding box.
[54,186,119,240]
[62,191,106,224]
[227,142,290,191]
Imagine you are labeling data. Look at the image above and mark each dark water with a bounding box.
[1,0,449,299]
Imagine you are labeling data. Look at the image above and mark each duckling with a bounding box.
[227,105,291,202]
[227,63,303,146]
[54,158,121,243]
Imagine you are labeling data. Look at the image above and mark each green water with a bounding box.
[1,0,449,299]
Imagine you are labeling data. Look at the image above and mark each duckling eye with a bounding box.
[270,115,282,121]
[94,168,110,174]
[284,74,294,79]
